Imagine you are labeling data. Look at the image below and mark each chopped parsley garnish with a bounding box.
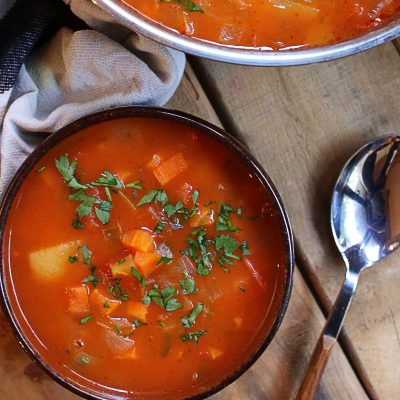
[81,265,101,287]
[126,180,143,189]
[118,258,126,264]
[154,221,165,234]
[114,324,121,335]
[137,189,168,207]
[95,200,113,224]
[75,196,96,218]
[179,272,197,294]
[181,303,203,328]
[81,245,91,265]
[37,166,46,173]
[216,203,239,232]
[91,170,123,189]
[55,155,87,190]
[240,240,251,256]
[156,256,173,265]
[180,330,208,346]
[133,319,147,327]
[68,255,78,263]
[157,320,165,327]
[160,0,203,12]
[103,301,111,308]
[79,314,93,324]
[71,218,84,230]
[80,355,90,365]
[131,266,146,288]
[142,284,182,311]
[109,277,129,301]
[215,234,242,271]
[180,227,212,276]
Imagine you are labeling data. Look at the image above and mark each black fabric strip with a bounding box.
[0,0,83,94]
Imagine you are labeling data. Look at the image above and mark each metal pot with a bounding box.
[93,0,400,66]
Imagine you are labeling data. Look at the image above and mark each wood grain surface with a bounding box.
[0,64,368,400]
[193,41,400,399]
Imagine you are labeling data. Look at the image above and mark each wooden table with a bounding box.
[2,40,400,399]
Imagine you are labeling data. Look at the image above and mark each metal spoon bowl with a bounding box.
[297,135,400,400]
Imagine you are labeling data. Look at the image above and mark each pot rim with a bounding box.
[0,106,294,400]
[94,0,400,66]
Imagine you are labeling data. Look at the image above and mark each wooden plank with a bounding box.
[0,64,367,399]
[194,41,400,399]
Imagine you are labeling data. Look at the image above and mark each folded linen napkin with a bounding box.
[0,0,186,197]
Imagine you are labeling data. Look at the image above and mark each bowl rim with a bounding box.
[0,106,294,400]
[94,0,400,66]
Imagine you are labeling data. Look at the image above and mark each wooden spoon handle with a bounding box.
[296,334,336,400]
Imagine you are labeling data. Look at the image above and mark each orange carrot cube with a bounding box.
[90,289,120,315]
[127,302,149,322]
[134,251,161,276]
[190,206,214,227]
[122,230,155,253]
[67,286,90,315]
[153,153,187,186]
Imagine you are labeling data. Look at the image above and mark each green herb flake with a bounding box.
[114,324,121,335]
[181,303,203,328]
[109,277,130,301]
[154,221,165,234]
[68,255,78,264]
[71,218,84,230]
[240,240,251,256]
[216,203,239,232]
[156,256,173,265]
[118,258,126,264]
[82,265,101,288]
[81,245,90,265]
[81,355,90,365]
[126,180,143,189]
[79,314,93,324]
[157,320,165,327]
[179,272,197,294]
[104,301,111,308]
[131,266,146,288]
[133,319,147,328]
[137,189,168,207]
[160,0,204,12]
[37,166,46,173]
[142,284,182,311]
[180,329,208,346]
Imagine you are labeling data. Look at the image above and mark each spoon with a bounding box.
[296,135,400,400]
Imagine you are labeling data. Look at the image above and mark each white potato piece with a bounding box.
[29,240,80,280]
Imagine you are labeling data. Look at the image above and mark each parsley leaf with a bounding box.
[126,180,143,189]
[180,303,203,328]
[91,170,123,189]
[37,166,46,173]
[76,196,96,218]
[137,189,168,207]
[104,301,111,308]
[216,203,239,232]
[109,277,129,301]
[141,284,182,311]
[160,0,204,12]
[68,255,78,263]
[71,218,84,229]
[154,221,165,234]
[156,256,173,265]
[179,272,197,294]
[81,245,90,265]
[82,265,101,287]
[180,330,207,346]
[131,266,146,288]
[79,314,93,324]
[240,240,251,256]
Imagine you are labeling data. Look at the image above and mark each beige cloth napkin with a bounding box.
[0,0,186,196]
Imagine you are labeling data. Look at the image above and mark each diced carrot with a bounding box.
[208,348,223,360]
[67,286,90,315]
[90,289,120,315]
[153,153,187,186]
[147,154,162,169]
[126,302,149,322]
[122,229,155,253]
[110,254,135,276]
[190,206,214,227]
[134,251,161,276]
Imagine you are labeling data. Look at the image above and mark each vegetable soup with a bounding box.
[121,0,400,49]
[2,115,290,399]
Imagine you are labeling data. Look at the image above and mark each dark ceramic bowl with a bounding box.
[0,106,294,400]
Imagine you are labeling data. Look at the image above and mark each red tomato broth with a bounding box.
[121,0,400,49]
[3,117,288,399]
